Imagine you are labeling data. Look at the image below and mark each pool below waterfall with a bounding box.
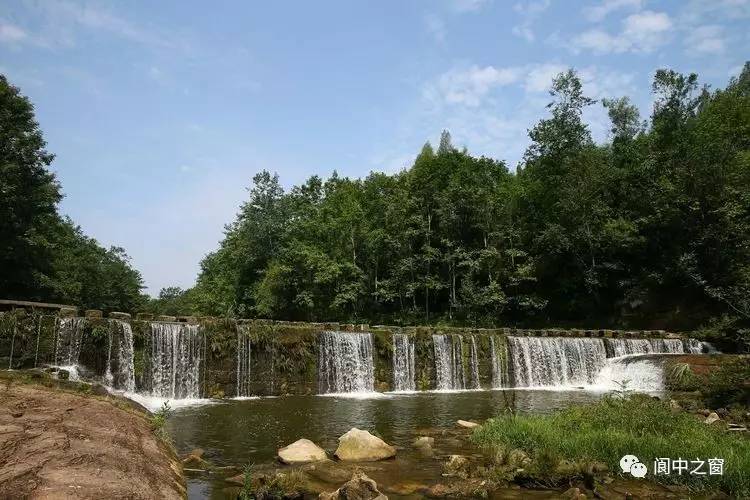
[167,388,624,499]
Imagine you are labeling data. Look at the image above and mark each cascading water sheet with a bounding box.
[469,336,481,389]
[508,336,607,388]
[112,320,136,392]
[147,323,203,399]
[318,331,375,394]
[236,326,252,397]
[432,334,467,390]
[392,333,416,392]
[606,338,685,357]
[54,317,86,367]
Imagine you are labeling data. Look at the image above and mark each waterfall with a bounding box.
[508,337,607,388]
[432,334,466,390]
[685,338,703,354]
[147,323,203,399]
[469,336,481,389]
[606,338,685,357]
[318,331,375,394]
[54,317,86,367]
[114,320,136,392]
[104,325,114,386]
[236,327,252,397]
[490,336,508,388]
[392,333,415,392]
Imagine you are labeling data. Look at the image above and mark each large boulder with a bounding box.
[319,471,387,500]
[278,438,327,464]
[334,428,396,462]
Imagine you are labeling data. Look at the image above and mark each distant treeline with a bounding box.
[173,65,749,337]
[2,66,749,342]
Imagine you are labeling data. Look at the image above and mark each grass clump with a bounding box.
[472,394,750,497]
[150,401,173,442]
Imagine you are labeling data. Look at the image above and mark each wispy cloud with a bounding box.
[0,21,27,44]
[512,0,551,42]
[424,65,525,107]
[450,0,490,13]
[686,25,726,55]
[571,10,673,54]
[582,0,643,22]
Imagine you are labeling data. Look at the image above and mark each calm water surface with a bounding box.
[166,389,613,498]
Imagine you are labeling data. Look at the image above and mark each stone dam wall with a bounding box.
[0,303,699,397]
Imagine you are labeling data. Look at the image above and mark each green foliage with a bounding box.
[0,74,144,312]
[4,61,750,343]
[150,401,173,441]
[473,394,750,496]
[177,63,750,337]
[702,358,750,409]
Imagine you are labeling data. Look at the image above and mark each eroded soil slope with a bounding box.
[0,379,185,499]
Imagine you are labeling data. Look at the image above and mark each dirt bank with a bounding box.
[0,374,185,499]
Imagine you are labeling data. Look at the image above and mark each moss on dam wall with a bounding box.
[0,306,688,397]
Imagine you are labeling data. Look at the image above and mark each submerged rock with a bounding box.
[334,428,396,462]
[318,471,387,500]
[456,419,479,429]
[442,455,469,478]
[413,436,434,448]
[414,436,435,458]
[278,438,328,464]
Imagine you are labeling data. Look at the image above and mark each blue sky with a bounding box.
[1,0,747,295]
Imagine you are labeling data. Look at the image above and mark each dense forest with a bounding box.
[1,65,749,344]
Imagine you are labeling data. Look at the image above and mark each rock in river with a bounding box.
[334,428,396,462]
[278,438,327,464]
[319,471,387,500]
[456,419,479,429]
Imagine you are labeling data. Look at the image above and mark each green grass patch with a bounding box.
[472,394,750,497]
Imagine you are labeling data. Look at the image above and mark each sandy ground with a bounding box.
[0,378,185,499]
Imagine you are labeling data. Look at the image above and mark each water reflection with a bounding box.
[166,389,608,466]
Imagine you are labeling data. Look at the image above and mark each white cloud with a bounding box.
[583,0,643,22]
[418,62,640,166]
[512,0,550,42]
[0,22,27,43]
[425,65,525,107]
[571,10,672,54]
[524,63,570,92]
[686,25,726,55]
[450,0,490,13]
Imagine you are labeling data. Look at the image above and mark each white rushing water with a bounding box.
[432,334,467,390]
[606,338,685,357]
[593,356,665,392]
[392,333,416,392]
[469,336,481,389]
[236,326,252,397]
[112,320,136,392]
[508,337,608,388]
[54,317,86,367]
[147,323,203,399]
[318,331,375,394]
[490,336,508,388]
